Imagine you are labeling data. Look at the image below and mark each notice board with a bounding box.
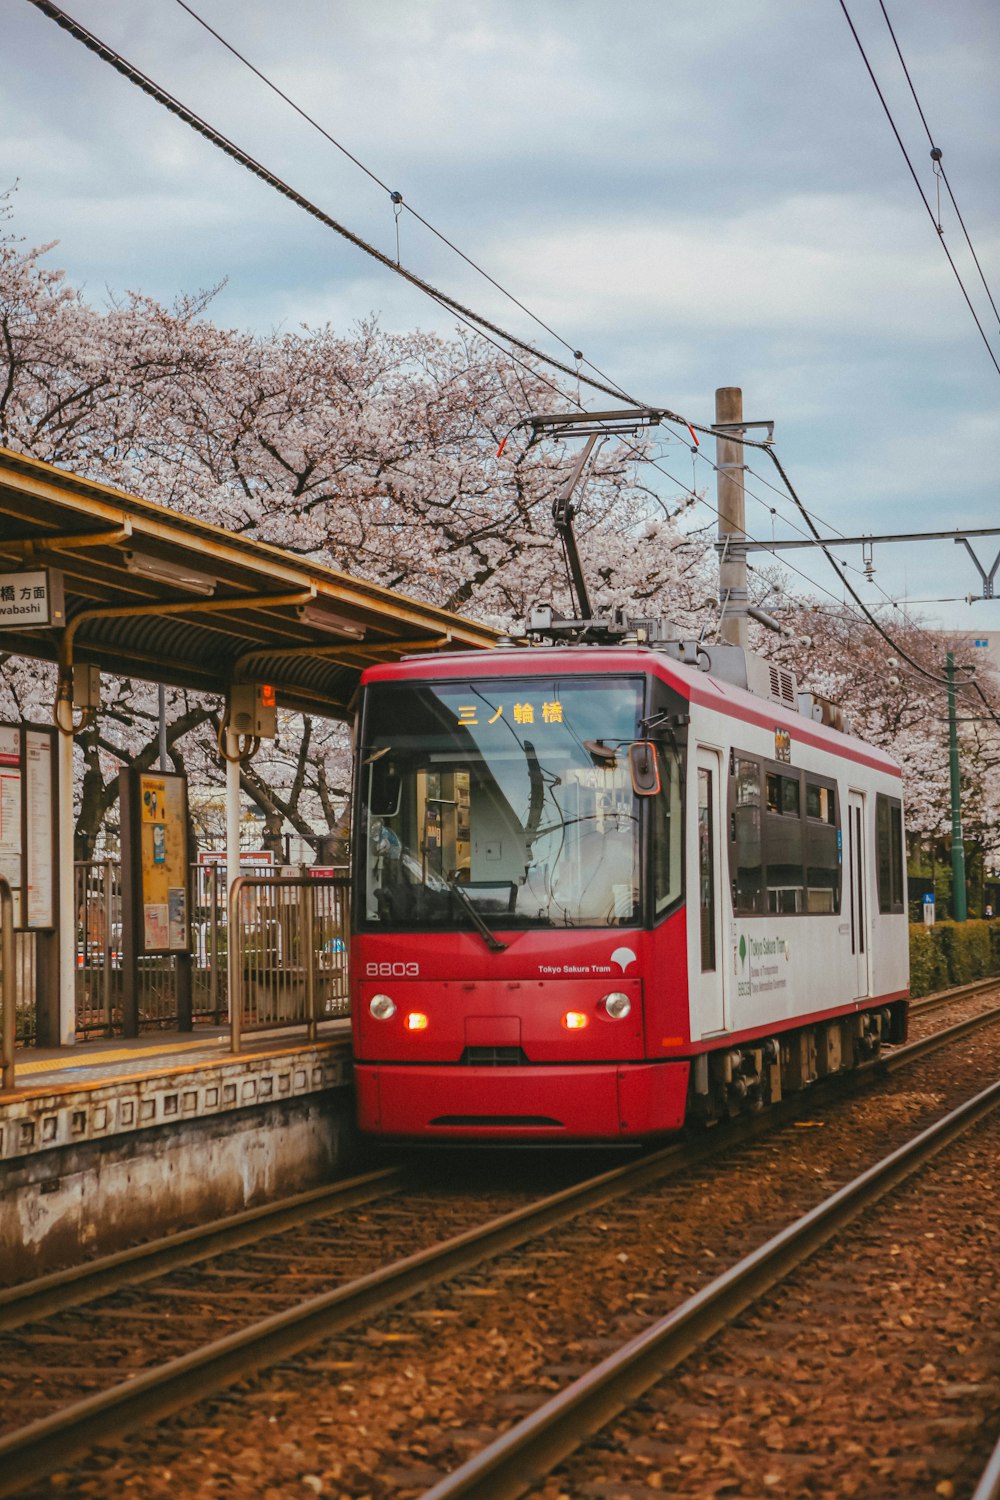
[0,722,57,930]
[120,768,190,954]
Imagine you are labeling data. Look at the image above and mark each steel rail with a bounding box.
[972,1431,1000,1500]
[909,974,1000,1017]
[419,1073,1000,1500]
[883,1002,1000,1069]
[0,1165,402,1333]
[6,996,992,1335]
[0,1129,732,1497]
[2,1001,999,1493]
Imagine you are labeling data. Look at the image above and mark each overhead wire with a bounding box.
[877,0,1000,331]
[652,427,965,685]
[668,420,989,684]
[609,439,925,635]
[174,0,636,405]
[646,410,979,689]
[638,456,929,645]
[739,458,944,623]
[28,0,991,699]
[838,0,1000,378]
[25,0,642,416]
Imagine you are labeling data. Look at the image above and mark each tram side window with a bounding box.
[729,755,763,914]
[764,772,803,913]
[804,778,840,913]
[876,794,905,913]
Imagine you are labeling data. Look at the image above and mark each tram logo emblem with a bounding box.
[739,935,747,969]
[611,946,637,973]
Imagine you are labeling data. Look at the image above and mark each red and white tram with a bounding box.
[350,637,909,1141]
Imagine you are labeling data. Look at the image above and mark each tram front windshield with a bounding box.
[360,676,660,931]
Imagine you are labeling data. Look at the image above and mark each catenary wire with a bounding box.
[611,441,942,655]
[838,0,1000,378]
[39,2,905,633]
[677,428,986,682]
[651,413,976,690]
[28,0,985,696]
[877,0,1000,329]
[657,429,967,683]
[739,459,952,622]
[26,0,645,417]
[172,0,634,405]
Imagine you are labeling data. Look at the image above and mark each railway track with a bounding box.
[3,992,1000,1497]
[909,973,1000,1019]
[0,1166,403,1333]
[5,981,997,1336]
[424,1076,1000,1499]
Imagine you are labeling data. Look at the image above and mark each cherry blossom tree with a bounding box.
[12,199,989,880]
[0,203,708,855]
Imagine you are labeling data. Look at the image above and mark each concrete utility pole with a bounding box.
[946,651,968,921]
[715,386,748,648]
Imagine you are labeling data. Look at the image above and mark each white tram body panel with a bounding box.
[680,666,908,1053]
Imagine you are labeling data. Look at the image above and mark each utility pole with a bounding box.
[946,651,968,921]
[715,387,748,648]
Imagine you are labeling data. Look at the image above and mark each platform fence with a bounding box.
[73,861,349,1041]
[229,873,351,1051]
[1,876,15,1088]
[12,931,37,1047]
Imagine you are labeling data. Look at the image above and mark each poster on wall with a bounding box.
[0,725,22,926]
[134,771,190,953]
[0,722,57,930]
[25,729,55,929]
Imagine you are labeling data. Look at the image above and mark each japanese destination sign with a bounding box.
[0,569,65,630]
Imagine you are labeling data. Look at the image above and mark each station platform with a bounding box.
[7,1020,351,1093]
[1,1022,358,1282]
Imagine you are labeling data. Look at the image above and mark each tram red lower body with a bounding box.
[353,1059,691,1141]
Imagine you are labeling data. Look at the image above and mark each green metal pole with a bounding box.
[947,652,968,921]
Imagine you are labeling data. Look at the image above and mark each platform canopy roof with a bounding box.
[0,447,499,719]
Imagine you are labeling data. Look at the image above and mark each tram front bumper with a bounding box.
[354,1059,690,1141]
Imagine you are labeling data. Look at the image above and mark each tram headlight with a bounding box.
[369,993,396,1020]
[600,991,632,1020]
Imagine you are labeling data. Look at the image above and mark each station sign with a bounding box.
[0,569,65,630]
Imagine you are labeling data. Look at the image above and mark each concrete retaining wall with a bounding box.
[0,1044,358,1282]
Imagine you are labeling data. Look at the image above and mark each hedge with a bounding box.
[908,920,1000,997]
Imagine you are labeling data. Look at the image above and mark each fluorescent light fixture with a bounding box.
[296,602,365,639]
[123,550,217,595]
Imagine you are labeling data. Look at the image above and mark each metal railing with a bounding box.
[71,861,349,1043]
[75,859,123,1036]
[228,872,350,1054]
[11,931,37,1047]
[74,860,232,1035]
[1,875,14,1090]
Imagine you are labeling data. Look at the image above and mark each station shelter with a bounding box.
[0,445,498,1074]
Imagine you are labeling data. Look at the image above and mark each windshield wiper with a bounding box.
[446,878,508,952]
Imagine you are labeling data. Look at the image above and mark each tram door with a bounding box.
[694,747,727,1036]
[846,791,871,999]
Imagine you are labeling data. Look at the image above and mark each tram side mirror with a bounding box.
[368,757,401,817]
[628,741,661,796]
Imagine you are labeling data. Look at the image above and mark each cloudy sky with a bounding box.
[4,0,998,643]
